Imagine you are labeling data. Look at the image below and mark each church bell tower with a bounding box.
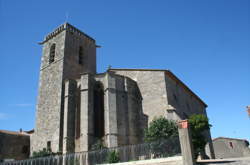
[32,23,97,153]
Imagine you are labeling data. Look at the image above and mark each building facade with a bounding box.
[31,23,214,157]
[0,130,31,161]
[205,137,250,159]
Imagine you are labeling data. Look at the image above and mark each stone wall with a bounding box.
[108,73,144,145]
[32,30,66,154]
[164,72,207,119]
[0,131,30,161]
[164,72,215,158]
[102,72,145,146]
[63,26,96,80]
[109,70,168,123]
[32,23,97,154]
[59,72,145,153]
[63,79,78,153]
[109,69,214,158]
[205,137,250,159]
[109,69,208,122]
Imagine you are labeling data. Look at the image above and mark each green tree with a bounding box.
[188,114,211,158]
[144,116,178,142]
[144,116,179,158]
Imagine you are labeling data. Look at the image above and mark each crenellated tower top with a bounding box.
[39,22,95,44]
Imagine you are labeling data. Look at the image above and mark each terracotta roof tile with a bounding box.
[0,129,30,136]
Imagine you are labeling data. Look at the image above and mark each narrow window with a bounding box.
[47,141,51,151]
[93,82,105,139]
[49,44,56,63]
[79,46,83,65]
[173,93,178,103]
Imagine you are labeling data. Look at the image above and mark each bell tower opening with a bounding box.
[93,82,105,139]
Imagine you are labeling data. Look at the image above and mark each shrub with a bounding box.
[107,150,119,163]
[32,148,52,158]
[32,148,61,158]
[90,138,107,151]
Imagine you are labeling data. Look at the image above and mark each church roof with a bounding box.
[109,68,207,107]
[213,137,249,143]
[0,129,30,136]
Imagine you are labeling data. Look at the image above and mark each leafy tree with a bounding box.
[144,116,179,158]
[188,114,211,158]
[144,116,178,142]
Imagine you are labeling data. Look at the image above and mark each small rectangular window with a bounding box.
[173,93,178,103]
[47,141,51,151]
[79,46,83,65]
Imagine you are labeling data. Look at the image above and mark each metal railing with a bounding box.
[0,137,181,165]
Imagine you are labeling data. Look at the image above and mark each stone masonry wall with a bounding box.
[78,73,144,148]
[164,73,207,120]
[32,31,66,154]
[110,69,208,122]
[205,138,250,159]
[125,76,144,144]
[32,23,97,154]
[109,69,214,157]
[109,70,168,124]
[164,72,214,158]
[0,132,30,161]
[63,29,96,80]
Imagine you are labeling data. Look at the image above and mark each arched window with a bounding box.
[79,46,83,65]
[49,43,56,64]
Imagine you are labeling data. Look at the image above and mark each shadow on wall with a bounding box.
[115,76,149,146]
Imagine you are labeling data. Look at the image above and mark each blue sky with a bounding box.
[0,0,249,141]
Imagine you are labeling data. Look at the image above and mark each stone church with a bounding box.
[30,22,214,156]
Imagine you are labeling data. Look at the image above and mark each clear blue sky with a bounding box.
[0,0,249,141]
